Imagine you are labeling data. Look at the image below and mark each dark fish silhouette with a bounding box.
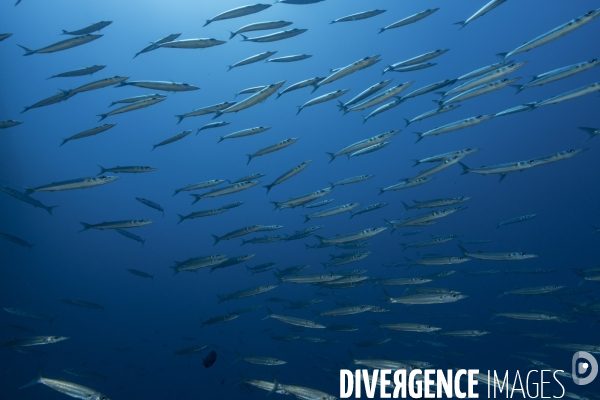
[203,350,217,368]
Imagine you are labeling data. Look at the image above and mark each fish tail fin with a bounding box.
[227,65,233,72]
[261,307,274,320]
[97,114,108,121]
[46,206,59,216]
[275,92,282,99]
[296,107,302,116]
[240,34,248,41]
[177,214,185,224]
[410,159,421,167]
[263,184,273,194]
[453,21,466,29]
[401,201,410,213]
[458,162,470,175]
[325,152,336,163]
[336,100,347,112]
[21,106,31,114]
[362,115,368,124]
[510,85,525,94]
[412,132,423,143]
[496,52,509,61]
[241,240,247,246]
[217,136,226,143]
[578,127,598,140]
[217,295,227,304]
[458,245,468,255]
[19,365,43,389]
[175,115,185,125]
[203,20,211,27]
[399,243,407,251]
[269,201,279,211]
[97,165,107,175]
[403,118,411,127]
[211,234,221,246]
[302,215,310,224]
[246,154,253,165]
[434,91,447,98]
[22,187,35,195]
[378,28,385,34]
[108,102,116,107]
[17,44,35,56]
[190,195,201,205]
[313,235,325,244]
[228,31,236,40]
[78,222,92,233]
[61,30,68,34]
[59,138,69,146]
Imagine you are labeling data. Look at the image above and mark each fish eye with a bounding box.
[452,294,457,298]
[586,10,593,15]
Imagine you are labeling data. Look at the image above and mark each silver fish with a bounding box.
[326,129,401,162]
[497,214,538,229]
[60,124,116,146]
[229,20,293,39]
[135,197,164,216]
[0,232,35,249]
[264,160,312,193]
[513,59,600,93]
[24,175,119,193]
[459,245,537,261]
[317,55,381,88]
[190,181,259,204]
[47,65,106,79]
[134,33,181,58]
[173,179,225,196]
[18,34,102,55]
[379,8,439,33]
[403,104,461,127]
[116,80,199,92]
[218,286,277,304]
[228,51,277,71]
[61,21,112,35]
[247,138,298,164]
[159,38,226,49]
[383,49,449,74]
[97,165,156,175]
[152,130,192,150]
[267,54,312,62]
[277,77,325,98]
[414,115,495,142]
[79,219,152,232]
[263,307,326,328]
[212,225,263,245]
[241,28,307,42]
[175,101,236,124]
[20,369,110,400]
[3,308,56,323]
[297,89,350,114]
[97,97,165,121]
[109,94,166,107]
[379,177,434,194]
[204,4,271,27]
[331,10,386,24]
[454,0,507,29]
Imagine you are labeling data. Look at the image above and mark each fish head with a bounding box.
[47,336,69,344]
[98,175,120,183]
[133,219,153,227]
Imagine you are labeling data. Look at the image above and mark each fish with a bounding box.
[400,79,458,101]
[341,82,413,114]
[126,269,153,279]
[97,165,156,175]
[62,21,112,35]
[285,226,325,241]
[235,351,286,366]
[203,351,217,368]
[177,208,229,224]
[20,367,110,399]
[402,197,471,211]
[212,225,263,245]
[303,199,334,209]
[400,237,454,251]
[3,308,56,323]
[197,121,230,134]
[321,251,370,267]
[70,76,130,96]
[229,305,263,315]
[79,219,152,232]
[410,155,465,179]
[228,51,278,71]
[60,124,117,146]
[530,82,600,108]
[47,65,106,79]
[271,187,332,211]
[351,142,391,157]
[228,21,293,39]
[263,307,326,328]
[317,55,381,89]
[458,158,547,182]
[240,28,307,42]
[513,59,600,93]
[332,10,386,24]
[277,77,325,98]
[404,104,461,127]
[320,305,373,317]
[0,232,35,249]
[0,186,58,215]
[60,299,104,311]
[338,80,393,110]
[218,285,277,303]
[315,227,386,245]
[374,321,441,332]
[0,119,22,129]
[578,126,600,141]
[209,254,255,273]
[454,0,508,29]
[18,34,103,55]
[412,148,480,166]
[214,81,286,119]
[174,345,208,355]
[97,97,165,121]
[383,49,449,75]
[21,90,73,113]
[134,33,181,58]
[281,273,342,284]
[116,228,145,246]
[497,214,538,229]
[436,77,522,107]
[492,311,570,322]
[135,197,164,216]
[362,101,403,123]
[385,291,468,305]
[303,203,360,223]
[458,245,537,261]
[116,80,199,92]
[218,126,271,143]
[201,314,239,328]
[176,101,236,124]
[159,38,226,49]
[204,4,271,27]
[242,236,286,246]
[387,63,437,73]
[0,33,13,42]
[379,8,440,33]
[173,179,225,196]
[440,62,527,99]
[379,177,434,195]
[404,256,471,267]
[494,104,535,117]
[267,54,312,62]
[109,94,166,107]
[190,181,259,204]
[350,203,388,219]
[497,9,600,60]
[500,285,565,296]
[297,89,349,114]
[326,129,401,162]
[152,130,192,151]
[414,115,495,142]
[247,138,298,164]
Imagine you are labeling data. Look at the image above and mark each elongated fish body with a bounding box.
[350,142,390,157]
[459,159,546,182]
[176,101,236,124]
[0,33,12,42]
[70,76,130,96]
[404,104,461,126]
[400,237,453,251]
[321,252,370,267]
[374,277,432,286]
[297,89,349,114]
[201,314,238,327]
[264,160,312,193]
[229,51,277,71]
[242,236,285,246]
[177,208,228,224]
[219,285,277,303]
[173,180,225,196]
[271,187,332,211]
[3,308,55,322]
[25,175,119,193]
[413,149,480,166]
[241,28,307,42]
[60,124,116,146]
[332,9,386,24]
[459,62,509,81]
[330,175,373,187]
[343,82,413,113]
[317,55,380,88]
[400,79,457,101]
[219,127,270,143]
[320,305,372,317]
[79,219,153,232]
[231,174,265,183]
[459,245,537,261]
[110,94,165,107]
[204,4,271,26]
[515,59,600,93]
[267,54,312,63]
[237,353,286,365]
[377,322,440,332]
[386,208,464,230]
[363,101,402,123]
[454,0,507,29]
[62,21,112,35]
[0,186,58,215]
[383,49,449,74]
[196,121,230,134]
[18,34,102,55]
[117,80,199,92]
[411,155,464,179]
[97,97,165,121]
[159,38,226,49]
[442,62,526,98]
[215,81,285,118]
[497,214,537,228]
[277,77,324,98]
[379,177,433,194]
[388,293,468,305]
[0,119,22,129]
[353,358,415,371]
[212,225,263,245]
[340,79,392,109]
[63,369,108,381]
[0,232,34,249]
[117,230,145,245]
[22,90,73,113]
[209,254,255,272]
[379,8,439,33]
[278,0,325,3]
[303,200,333,209]
[135,197,164,216]
[60,299,104,310]
[534,148,588,166]
[316,227,386,245]
[20,371,110,400]
[229,20,292,39]
[533,82,600,108]
[304,203,359,223]
[501,285,564,296]
[48,65,106,79]
[97,165,156,175]
[247,138,298,164]
[498,9,600,60]
[152,130,192,150]
[403,197,471,211]
[494,104,534,117]
[191,181,259,204]
[414,115,494,142]
[438,78,521,107]
[350,203,387,219]
[173,256,228,273]
[173,344,207,355]
[264,308,326,329]
[235,86,267,97]
[494,312,565,322]
[258,225,284,232]
[134,33,181,58]
[389,62,437,73]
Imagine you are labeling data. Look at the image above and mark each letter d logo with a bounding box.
[572,351,598,385]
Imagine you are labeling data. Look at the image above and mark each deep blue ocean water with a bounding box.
[1,0,599,399]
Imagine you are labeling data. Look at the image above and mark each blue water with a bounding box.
[1,0,599,399]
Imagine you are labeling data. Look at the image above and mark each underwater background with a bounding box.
[1,0,599,398]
